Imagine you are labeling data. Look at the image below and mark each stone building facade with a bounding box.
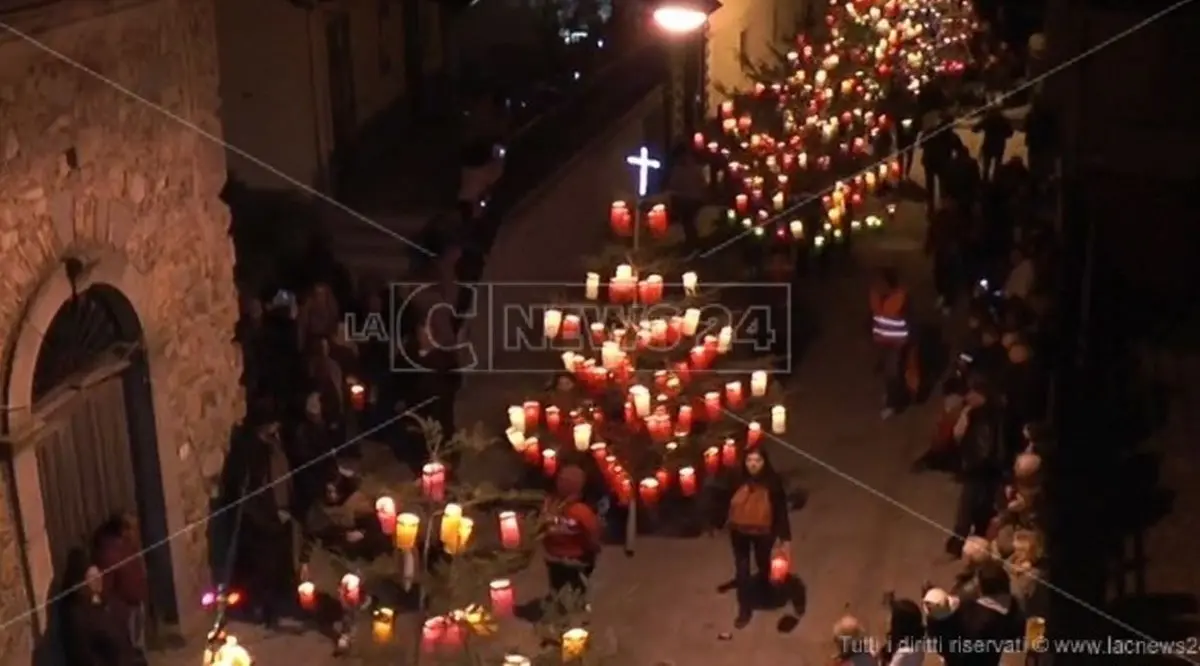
[0,0,242,662]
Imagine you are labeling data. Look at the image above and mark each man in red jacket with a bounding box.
[94,511,149,650]
[542,465,602,612]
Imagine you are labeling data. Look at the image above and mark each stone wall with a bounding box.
[0,0,242,660]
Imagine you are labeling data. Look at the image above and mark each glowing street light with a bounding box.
[651,0,720,34]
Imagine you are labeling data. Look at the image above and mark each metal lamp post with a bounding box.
[650,0,721,145]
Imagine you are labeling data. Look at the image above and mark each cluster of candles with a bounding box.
[293,481,527,643]
[699,0,974,245]
[610,200,670,238]
[506,369,786,504]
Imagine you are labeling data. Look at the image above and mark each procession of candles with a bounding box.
[503,179,797,515]
[700,0,975,250]
[273,1,979,657]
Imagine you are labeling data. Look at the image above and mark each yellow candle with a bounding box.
[440,504,462,547]
[395,512,420,550]
[562,627,589,660]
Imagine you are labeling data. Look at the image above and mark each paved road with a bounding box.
[444,128,1032,664]
[151,125,1033,665]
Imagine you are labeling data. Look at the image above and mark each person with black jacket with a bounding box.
[62,550,140,666]
[953,560,1025,666]
[999,336,1047,461]
[946,376,1006,556]
[721,449,792,629]
[236,413,301,628]
[972,107,1013,181]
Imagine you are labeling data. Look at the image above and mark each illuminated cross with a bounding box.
[625,146,662,197]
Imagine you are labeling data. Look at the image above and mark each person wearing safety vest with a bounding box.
[870,267,921,419]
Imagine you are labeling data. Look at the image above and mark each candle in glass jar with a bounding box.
[750,370,768,397]
[421,462,446,501]
[523,401,540,429]
[655,467,671,490]
[682,271,698,296]
[747,421,762,447]
[542,449,558,476]
[629,385,651,417]
[769,551,790,584]
[639,274,664,303]
[589,322,606,344]
[395,512,420,550]
[725,381,744,408]
[704,391,721,420]
[676,405,693,433]
[638,478,660,506]
[722,438,739,468]
[771,405,787,434]
[489,579,515,616]
[772,192,785,211]
[439,504,462,547]
[372,607,395,643]
[297,581,317,611]
[561,315,581,339]
[421,617,446,654]
[508,406,526,432]
[649,320,669,346]
[585,272,600,300]
[545,406,562,430]
[717,326,733,353]
[375,496,397,535]
[498,511,521,549]
[572,423,592,451]
[678,466,697,495]
[522,437,541,464]
[543,309,563,338]
[562,628,589,661]
[340,573,362,607]
[682,308,701,336]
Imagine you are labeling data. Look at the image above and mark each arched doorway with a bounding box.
[28,283,177,633]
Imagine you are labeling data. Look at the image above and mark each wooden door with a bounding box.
[35,371,138,578]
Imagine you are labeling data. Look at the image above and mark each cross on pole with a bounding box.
[625,146,662,198]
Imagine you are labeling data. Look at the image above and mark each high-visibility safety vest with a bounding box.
[870,287,910,345]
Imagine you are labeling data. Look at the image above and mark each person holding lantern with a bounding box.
[542,464,602,613]
[720,449,791,629]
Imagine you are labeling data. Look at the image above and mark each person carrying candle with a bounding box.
[720,449,791,629]
[869,267,920,419]
[542,464,602,613]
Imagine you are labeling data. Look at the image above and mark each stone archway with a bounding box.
[2,251,187,641]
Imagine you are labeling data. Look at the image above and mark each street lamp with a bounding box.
[649,0,721,143]
[652,4,710,34]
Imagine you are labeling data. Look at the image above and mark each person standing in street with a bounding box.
[870,267,920,419]
[721,449,791,629]
[972,105,1013,181]
[542,465,602,613]
[946,376,1006,557]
